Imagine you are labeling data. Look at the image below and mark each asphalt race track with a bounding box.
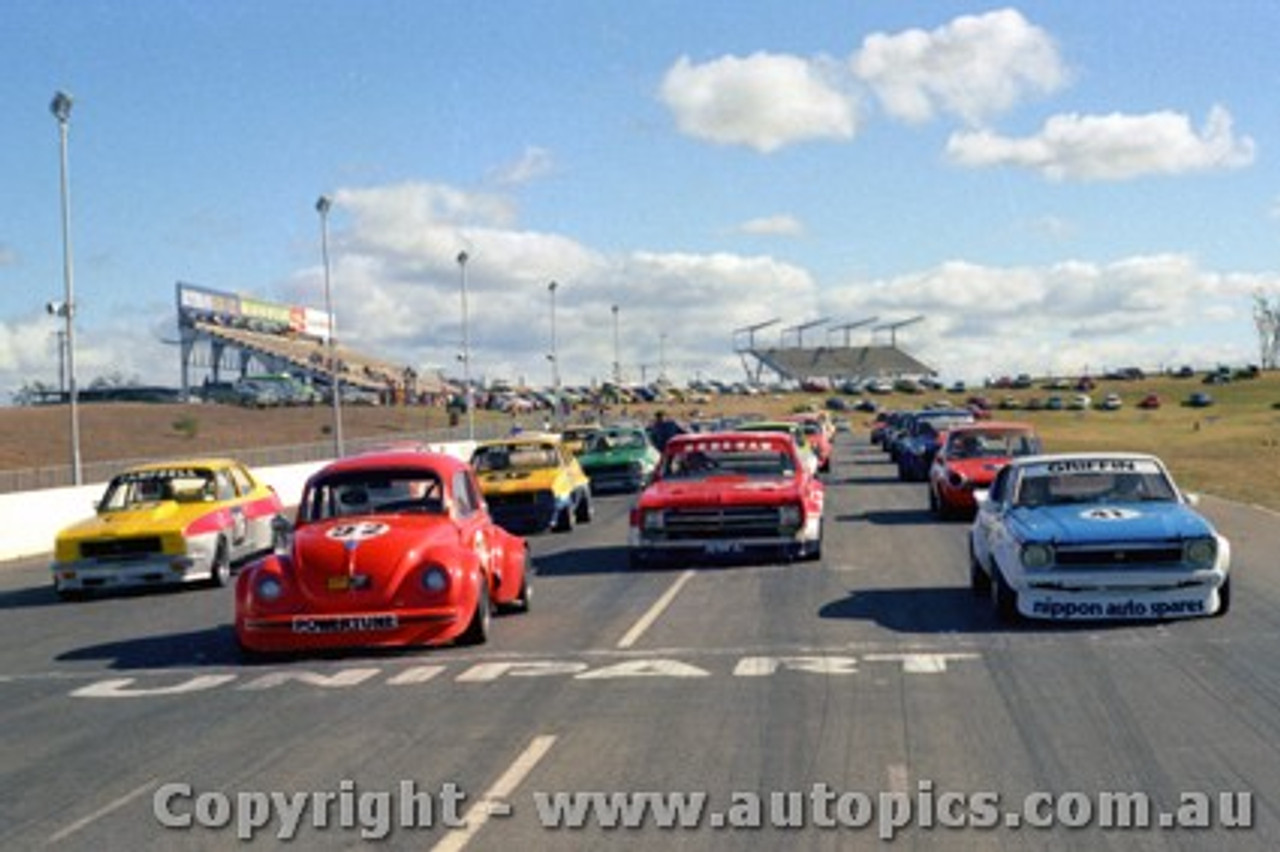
[2,433,1277,851]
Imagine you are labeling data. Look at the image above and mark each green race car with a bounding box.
[577,426,661,493]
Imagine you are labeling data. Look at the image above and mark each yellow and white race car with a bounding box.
[471,434,593,533]
[51,458,286,599]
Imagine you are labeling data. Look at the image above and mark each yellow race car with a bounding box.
[51,458,286,599]
[471,434,593,533]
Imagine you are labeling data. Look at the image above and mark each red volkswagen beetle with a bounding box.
[928,422,1041,519]
[235,450,531,654]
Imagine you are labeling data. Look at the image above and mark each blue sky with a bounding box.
[3,1,1280,398]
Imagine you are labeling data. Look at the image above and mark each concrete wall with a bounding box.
[1,441,476,565]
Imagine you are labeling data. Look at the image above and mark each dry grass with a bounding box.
[3,372,1278,509]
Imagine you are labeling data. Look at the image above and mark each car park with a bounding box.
[969,453,1231,622]
[471,433,593,533]
[235,449,530,653]
[51,458,286,598]
[629,431,824,568]
[928,422,1041,518]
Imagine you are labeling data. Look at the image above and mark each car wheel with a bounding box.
[458,577,491,645]
[969,547,991,596]
[804,521,823,562]
[991,565,1019,623]
[55,585,87,602]
[1214,576,1231,617]
[208,539,232,588]
[574,489,593,524]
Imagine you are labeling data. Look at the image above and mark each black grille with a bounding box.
[80,537,164,559]
[662,506,785,540]
[1055,545,1184,568]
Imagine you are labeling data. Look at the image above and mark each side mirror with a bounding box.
[1183,492,1201,507]
[973,489,992,512]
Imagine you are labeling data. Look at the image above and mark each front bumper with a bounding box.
[51,551,212,592]
[1015,568,1228,620]
[236,607,463,652]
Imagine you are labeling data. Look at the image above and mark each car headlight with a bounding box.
[642,510,664,531]
[256,576,283,602]
[779,504,802,528]
[1021,543,1054,570]
[421,566,449,593]
[1184,538,1217,568]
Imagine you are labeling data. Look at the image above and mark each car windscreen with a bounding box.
[662,448,795,479]
[99,468,216,509]
[302,470,445,520]
[1014,470,1177,507]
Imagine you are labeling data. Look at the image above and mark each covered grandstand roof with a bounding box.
[748,345,936,383]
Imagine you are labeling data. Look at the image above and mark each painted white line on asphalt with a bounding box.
[616,569,696,649]
[887,764,909,794]
[430,734,557,852]
[48,778,157,843]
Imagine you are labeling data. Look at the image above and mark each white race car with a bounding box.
[969,453,1230,621]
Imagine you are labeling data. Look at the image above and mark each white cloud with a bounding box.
[822,255,1268,380]
[489,147,555,187]
[0,244,17,267]
[851,7,1067,125]
[946,105,1256,181]
[735,214,805,237]
[659,52,857,153]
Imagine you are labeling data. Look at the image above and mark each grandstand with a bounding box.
[175,282,445,402]
[735,316,936,386]
[743,345,936,385]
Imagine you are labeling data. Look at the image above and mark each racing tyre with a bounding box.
[574,489,593,524]
[969,548,991,596]
[991,567,1019,623]
[1213,576,1231,617]
[55,585,88,602]
[458,578,491,645]
[804,522,823,562]
[208,539,232,588]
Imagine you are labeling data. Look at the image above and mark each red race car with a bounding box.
[628,432,825,568]
[235,450,531,654]
[928,422,1041,519]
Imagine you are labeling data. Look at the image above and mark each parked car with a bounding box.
[235,449,530,653]
[629,431,824,568]
[52,458,286,598]
[471,433,593,533]
[576,425,661,493]
[1186,392,1215,408]
[928,422,1042,519]
[1137,393,1161,410]
[1099,393,1123,410]
[969,453,1231,621]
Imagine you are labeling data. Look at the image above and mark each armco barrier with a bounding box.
[0,441,475,565]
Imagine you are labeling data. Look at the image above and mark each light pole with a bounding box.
[51,91,82,486]
[315,195,345,457]
[611,304,621,385]
[659,332,668,383]
[456,251,475,440]
[548,280,560,426]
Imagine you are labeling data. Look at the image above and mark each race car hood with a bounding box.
[639,476,802,508]
[290,516,463,603]
[57,502,197,541]
[945,458,1009,486]
[1009,501,1216,545]
[579,446,655,468]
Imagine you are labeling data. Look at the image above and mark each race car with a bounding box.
[575,425,661,493]
[785,413,834,473]
[51,458,286,598]
[969,453,1231,622]
[629,431,824,568]
[471,433,593,533]
[928,422,1041,518]
[235,449,531,653]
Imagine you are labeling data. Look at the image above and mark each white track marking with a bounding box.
[430,734,557,852]
[47,778,157,843]
[616,569,695,649]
